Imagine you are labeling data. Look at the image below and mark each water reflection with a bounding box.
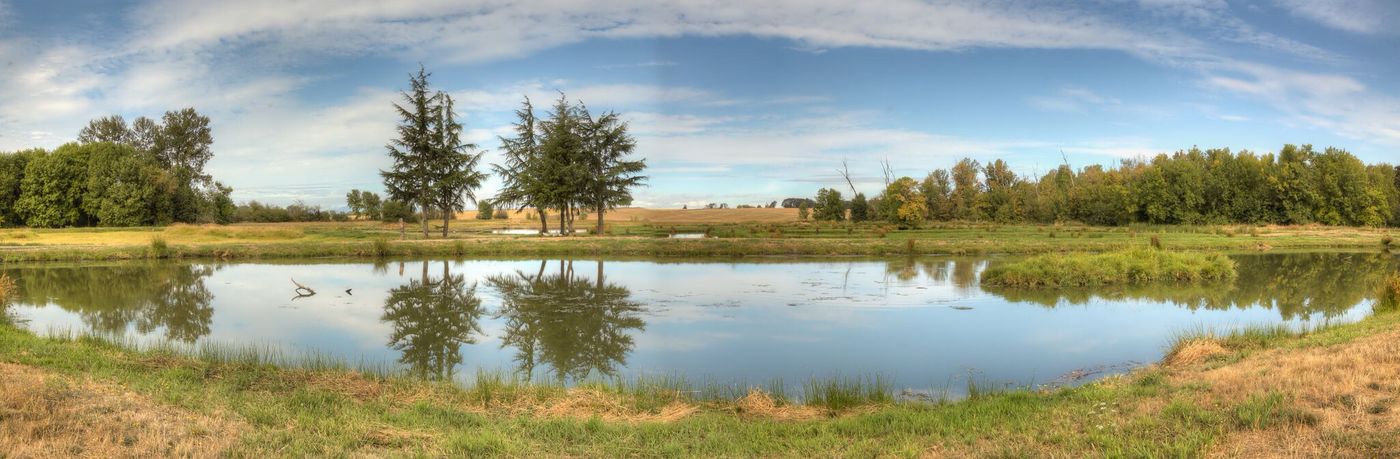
[488,259,644,382]
[981,252,1398,319]
[3,252,1395,391]
[2,263,215,342]
[381,261,485,379]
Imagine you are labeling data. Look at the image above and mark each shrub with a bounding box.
[370,238,391,258]
[149,236,170,259]
[476,200,495,220]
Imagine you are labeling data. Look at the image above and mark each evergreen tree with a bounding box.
[579,105,646,235]
[427,93,487,238]
[493,97,554,234]
[381,66,439,238]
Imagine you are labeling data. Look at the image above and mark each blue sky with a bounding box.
[1,1,1397,208]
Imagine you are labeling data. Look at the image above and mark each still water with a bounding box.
[5,252,1395,395]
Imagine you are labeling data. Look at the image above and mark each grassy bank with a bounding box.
[0,221,1394,262]
[980,248,1238,288]
[4,307,1400,456]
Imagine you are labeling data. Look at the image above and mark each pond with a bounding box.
[4,252,1395,397]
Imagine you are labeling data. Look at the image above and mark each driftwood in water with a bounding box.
[291,278,316,297]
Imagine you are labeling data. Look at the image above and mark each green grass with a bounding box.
[980,248,1238,288]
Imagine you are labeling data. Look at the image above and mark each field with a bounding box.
[0,209,1394,262]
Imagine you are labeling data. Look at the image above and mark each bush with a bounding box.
[476,200,495,220]
[149,236,170,259]
[380,200,418,223]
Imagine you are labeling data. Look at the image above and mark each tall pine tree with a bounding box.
[381,66,438,238]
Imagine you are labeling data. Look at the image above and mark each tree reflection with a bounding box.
[487,259,644,382]
[381,261,485,379]
[2,262,216,342]
[982,252,1398,319]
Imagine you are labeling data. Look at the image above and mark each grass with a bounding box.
[6,307,1400,456]
[0,221,1392,262]
[980,248,1238,288]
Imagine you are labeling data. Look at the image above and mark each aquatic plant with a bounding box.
[981,248,1236,288]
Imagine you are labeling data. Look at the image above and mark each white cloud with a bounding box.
[1201,62,1400,145]
[1027,87,1122,113]
[598,60,679,70]
[1273,0,1399,35]
[126,0,1197,64]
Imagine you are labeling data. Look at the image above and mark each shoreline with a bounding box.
[3,309,1398,456]
[0,222,1393,262]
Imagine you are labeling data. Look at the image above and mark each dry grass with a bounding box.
[0,362,244,458]
[1164,339,1229,367]
[733,389,823,420]
[1171,327,1400,456]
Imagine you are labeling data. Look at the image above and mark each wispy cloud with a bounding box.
[1272,0,1400,35]
[598,60,679,70]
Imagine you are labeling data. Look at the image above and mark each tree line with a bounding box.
[0,109,234,227]
[377,67,647,237]
[808,146,1400,227]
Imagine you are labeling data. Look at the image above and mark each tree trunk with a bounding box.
[596,259,603,289]
[441,206,449,239]
[559,206,566,236]
[419,201,430,239]
[537,207,549,235]
[596,204,605,236]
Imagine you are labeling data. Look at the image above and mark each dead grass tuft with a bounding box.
[299,370,385,401]
[529,388,699,423]
[734,389,823,420]
[1166,339,1229,367]
[0,362,244,458]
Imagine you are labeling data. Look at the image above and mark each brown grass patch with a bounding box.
[0,362,244,458]
[299,370,386,400]
[734,389,822,420]
[1165,339,1229,367]
[527,388,698,423]
[1176,327,1400,456]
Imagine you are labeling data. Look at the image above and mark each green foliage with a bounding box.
[813,145,1398,228]
[981,248,1237,288]
[476,199,496,220]
[812,188,845,221]
[380,200,419,223]
[0,149,39,226]
[83,142,173,226]
[877,177,927,228]
[797,202,809,220]
[15,143,92,227]
[848,193,870,222]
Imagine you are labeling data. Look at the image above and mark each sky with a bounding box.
[1,0,1398,209]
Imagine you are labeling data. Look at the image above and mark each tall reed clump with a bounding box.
[1377,273,1400,312]
[0,273,14,299]
[370,237,391,258]
[801,375,892,411]
[148,236,170,259]
[981,248,1236,288]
